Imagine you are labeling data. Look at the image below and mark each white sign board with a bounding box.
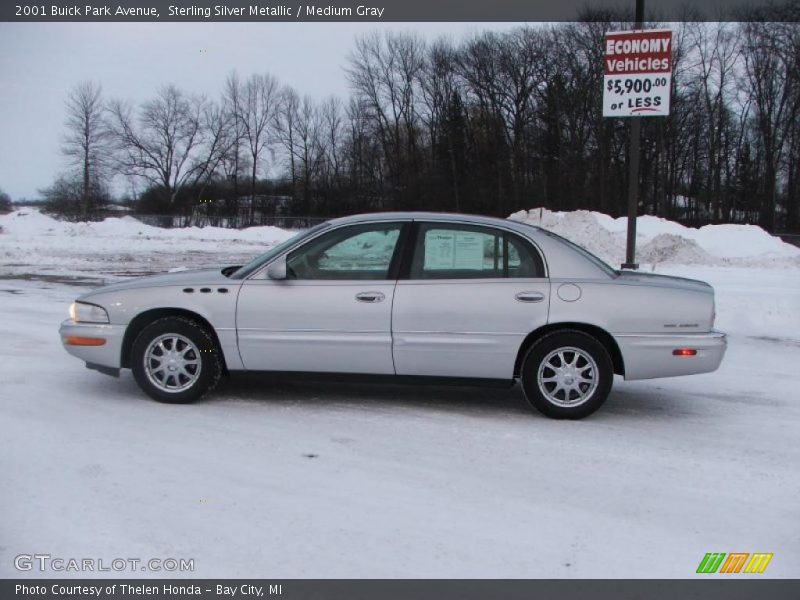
[603,29,672,118]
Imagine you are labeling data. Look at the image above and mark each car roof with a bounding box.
[326,211,542,233]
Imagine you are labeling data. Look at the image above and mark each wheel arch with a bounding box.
[121,308,226,371]
[513,322,625,378]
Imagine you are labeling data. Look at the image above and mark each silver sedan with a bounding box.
[60,212,726,419]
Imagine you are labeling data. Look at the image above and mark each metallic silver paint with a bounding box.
[392,279,550,379]
[235,280,396,373]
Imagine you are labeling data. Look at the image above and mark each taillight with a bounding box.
[673,348,697,357]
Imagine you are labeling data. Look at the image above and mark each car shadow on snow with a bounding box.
[79,371,700,421]
[205,373,700,421]
[213,373,534,418]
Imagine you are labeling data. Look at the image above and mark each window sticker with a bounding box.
[453,232,485,270]
[424,229,486,270]
[423,230,455,269]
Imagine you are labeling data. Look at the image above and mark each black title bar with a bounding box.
[2,0,793,22]
[4,579,800,600]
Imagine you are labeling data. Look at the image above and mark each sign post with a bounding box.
[603,0,672,269]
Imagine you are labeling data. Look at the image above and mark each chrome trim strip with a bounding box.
[395,331,522,336]
[236,328,385,334]
[613,331,726,339]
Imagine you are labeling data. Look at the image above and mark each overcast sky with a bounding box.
[0,22,524,200]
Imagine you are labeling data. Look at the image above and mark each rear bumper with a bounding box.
[60,319,125,370]
[615,330,727,380]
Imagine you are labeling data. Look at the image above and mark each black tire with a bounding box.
[520,330,613,419]
[130,317,222,404]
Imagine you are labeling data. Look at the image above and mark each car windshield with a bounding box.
[229,222,331,279]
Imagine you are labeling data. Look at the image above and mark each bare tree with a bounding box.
[276,89,323,212]
[108,85,209,209]
[222,71,248,199]
[456,28,546,210]
[62,81,111,216]
[295,95,324,212]
[685,22,741,221]
[193,100,238,202]
[319,96,345,185]
[276,86,301,193]
[419,38,459,161]
[742,19,800,229]
[236,73,280,219]
[347,32,426,205]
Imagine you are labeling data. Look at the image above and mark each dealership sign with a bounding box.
[603,29,672,117]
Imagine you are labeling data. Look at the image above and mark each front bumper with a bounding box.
[59,319,125,370]
[615,330,727,380]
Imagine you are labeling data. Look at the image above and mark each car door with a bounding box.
[236,221,409,374]
[392,221,550,379]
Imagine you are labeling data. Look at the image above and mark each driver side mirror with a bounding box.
[266,255,288,280]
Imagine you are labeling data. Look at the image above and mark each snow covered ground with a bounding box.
[1,209,798,578]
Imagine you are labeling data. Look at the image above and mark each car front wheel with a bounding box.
[131,317,222,404]
[520,330,613,419]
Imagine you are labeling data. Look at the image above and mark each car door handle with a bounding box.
[355,291,385,303]
[515,291,545,303]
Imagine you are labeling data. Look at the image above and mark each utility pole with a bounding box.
[622,0,644,270]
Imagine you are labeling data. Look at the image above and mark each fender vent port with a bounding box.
[182,288,194,293]
[217,288,229,293]
[199,288,212,293]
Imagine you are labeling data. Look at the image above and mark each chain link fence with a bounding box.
[114,213,330,230]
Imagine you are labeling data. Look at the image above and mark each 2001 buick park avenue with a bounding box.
[60,213,726,419]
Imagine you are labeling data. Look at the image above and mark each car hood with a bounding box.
[80,268,233,298]
[615,271,713,293]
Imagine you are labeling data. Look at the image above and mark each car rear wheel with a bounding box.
[131,317,222,404]
[520,330,613,419]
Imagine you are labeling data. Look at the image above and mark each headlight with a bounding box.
[69,301,109,324]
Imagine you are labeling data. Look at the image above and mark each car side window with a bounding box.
[409,223,544,279]
[507,234,545,278]
[286,223,403,280]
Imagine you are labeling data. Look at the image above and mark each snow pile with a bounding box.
[0,209,295,281]
[0,209,292,243]
[638,234,715,265]
[509,208,800,268]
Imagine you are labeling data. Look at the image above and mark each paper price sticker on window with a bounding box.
[453,233,485,270]
[603,29,672,118]
[424,230,485,271]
